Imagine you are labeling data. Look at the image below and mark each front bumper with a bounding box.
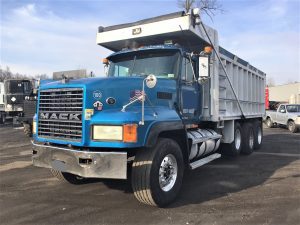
[32,141,127,179]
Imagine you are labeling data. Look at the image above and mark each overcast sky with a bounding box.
[1,0,299,85]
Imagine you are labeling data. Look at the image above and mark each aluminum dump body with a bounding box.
[96,11,266,122]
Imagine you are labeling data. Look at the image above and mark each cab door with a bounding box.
[180,57,201,122]
[277,105,288,124]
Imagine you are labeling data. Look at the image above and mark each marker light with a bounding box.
[204,46,213,54]
[123,124,138,143]
[102,58,109,65]
[164,40,173,45]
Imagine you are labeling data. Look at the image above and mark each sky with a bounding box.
[0,0,299,85]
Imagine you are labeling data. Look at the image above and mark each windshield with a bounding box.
[286,105,300,113]
[108,50,180,79]
[7,80,32,94]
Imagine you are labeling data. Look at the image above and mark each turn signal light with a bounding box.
[204,46,213,54]
[102,58,109,64]
[123,124,138,143]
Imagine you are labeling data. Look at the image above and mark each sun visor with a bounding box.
[96,12,218,53]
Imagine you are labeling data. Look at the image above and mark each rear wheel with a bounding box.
[241,122,255,155]
[50,169,86,184]
[131,138,184,207]
[220,122,242,157]
[288,120,297,133]
[253,120,263,150]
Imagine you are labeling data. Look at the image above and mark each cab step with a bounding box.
[189,153,221,170]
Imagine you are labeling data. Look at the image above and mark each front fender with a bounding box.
[145,121,184,147]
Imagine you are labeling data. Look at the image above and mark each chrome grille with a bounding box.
[38,88,83,141]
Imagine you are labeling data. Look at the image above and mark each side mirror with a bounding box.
[145,74,157,88]
[280,109,286,113]
[102,58,109,76]
[198,56,209,78]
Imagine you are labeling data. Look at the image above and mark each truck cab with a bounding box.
[0,79,32,124]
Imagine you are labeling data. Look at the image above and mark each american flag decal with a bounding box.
[130,90,145,102]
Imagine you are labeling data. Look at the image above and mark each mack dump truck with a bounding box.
[32,9,266,207]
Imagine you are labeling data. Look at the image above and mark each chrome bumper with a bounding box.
[32,141,127,179]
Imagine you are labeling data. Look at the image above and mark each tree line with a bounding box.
[0,66,49,82]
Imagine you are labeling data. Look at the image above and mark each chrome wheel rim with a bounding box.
[159,154,178,192]
[257,127,262,144]
[235,129,241,150]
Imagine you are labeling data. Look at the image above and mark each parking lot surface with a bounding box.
[0,125,299,225]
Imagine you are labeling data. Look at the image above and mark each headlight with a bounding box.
[92,124,137,142]
[93,125,123,141]
[33,121,37,134]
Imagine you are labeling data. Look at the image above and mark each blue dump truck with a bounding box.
[32,9,266,207]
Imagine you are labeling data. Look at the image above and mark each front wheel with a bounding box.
[266,118,274,128]
[288,121,298,133]
[131,138,184,207]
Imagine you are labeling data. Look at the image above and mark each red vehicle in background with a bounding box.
[265,86,269,110]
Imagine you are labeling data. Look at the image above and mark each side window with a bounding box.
[114,65,129,77]
[181,57,194,81]
[279,105,286,113]
[23,82,31,93]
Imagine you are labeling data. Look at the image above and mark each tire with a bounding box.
[266,117,273,128]
[241,122,255,155]
[220,122,242,157]
[23,123,32,137]
[131,138,184,207]
[50,169,86,185]
[0,112,6,124]
[253,120,263,150]
[288,120,298,133]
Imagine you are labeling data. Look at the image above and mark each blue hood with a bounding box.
[36,76,181,147]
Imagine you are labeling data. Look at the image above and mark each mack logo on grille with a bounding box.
[39,113,81,121]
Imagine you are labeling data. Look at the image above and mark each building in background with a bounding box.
[269,82,300,104]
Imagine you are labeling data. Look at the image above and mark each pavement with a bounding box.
[0,124,299,225]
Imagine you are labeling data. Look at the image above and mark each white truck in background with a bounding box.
[0,79,32,124]
[265,104,300,133]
